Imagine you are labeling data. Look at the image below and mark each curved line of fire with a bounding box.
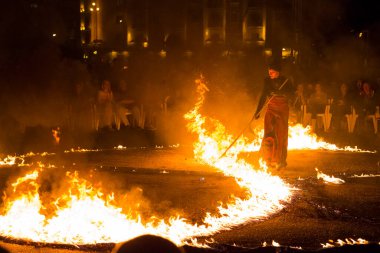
[0,77,372,247]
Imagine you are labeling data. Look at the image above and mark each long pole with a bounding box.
[218,78,289,159]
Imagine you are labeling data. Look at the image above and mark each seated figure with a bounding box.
[114,80,141,128]
[97,79,114,130]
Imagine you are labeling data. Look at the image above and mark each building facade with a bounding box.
[79,0,277,51]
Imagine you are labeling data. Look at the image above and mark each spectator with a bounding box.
[69,80,94,132]
[331,82,353,132]
[292,83,307,124]
[307,83,328,131]
[308,83,328,118]
[355,81,377,133]
[304,82,314,101]
[97,79,115,130]
[141,82,162,130]
[112,235,184,253]
[114,79,142,128]
[359,81,377,115]
[0,246,9,253]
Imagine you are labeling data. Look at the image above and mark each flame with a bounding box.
[321,238,368,248]
[52,127,61,145]
[248,124,374,153]
[0,77,371,247]
[0,155,26,167]
[0,77,293,246]
[64,148,100,153]
[316,168,345,184]
[350,173,380,178]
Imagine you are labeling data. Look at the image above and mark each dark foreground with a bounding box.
[0,143,379,253]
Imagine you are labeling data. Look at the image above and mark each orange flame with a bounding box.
[0,76,369,247]
[0,77,293,246]
[316,168,345,184]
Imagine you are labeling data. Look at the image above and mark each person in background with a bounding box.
[114,79,141,128]
[69,80,94,132]
[307,82,328,131]
[331,82,353,132]
[97,79,114,130]
[292,83,307,124]
[112,235,184,253]
[355,81,377,132]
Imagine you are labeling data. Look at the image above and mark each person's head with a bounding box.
[268,62,281,79]
[315,83,322,93]
[362,82,372,95]
[101,80,111,91]
[112,235,184,253]
[0,246,10,253]
[340,83,348,95]
[118,79,128,92]
[75,81,84,94]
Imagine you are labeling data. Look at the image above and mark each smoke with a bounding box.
[147,52,268,146]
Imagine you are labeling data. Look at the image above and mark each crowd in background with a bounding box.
[291,78,380,134]
[1,51,380,153]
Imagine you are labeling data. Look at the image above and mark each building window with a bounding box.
[230,8,240,23]
[132,13,145,29]
[247,0,264,8]
[208,11,223,27]
[188,8,202,23]
[207,0,223,8]
[247,11,263,27]
[116,0,125,7]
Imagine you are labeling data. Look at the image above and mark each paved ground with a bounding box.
[0,142,380,252]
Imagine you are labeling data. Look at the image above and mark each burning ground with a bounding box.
[0,78,379,252]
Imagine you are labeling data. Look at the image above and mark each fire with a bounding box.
[64,148,100,153]
[321,238,369,248]
[316,168,345,184]
[248,124,374,153]
[0,76,371,247]
[52,127,61,145]
[0,77,293,246]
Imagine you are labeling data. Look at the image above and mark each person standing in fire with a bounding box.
[254,62,294,170]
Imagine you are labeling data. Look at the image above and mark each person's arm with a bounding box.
[254,81,269,118]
